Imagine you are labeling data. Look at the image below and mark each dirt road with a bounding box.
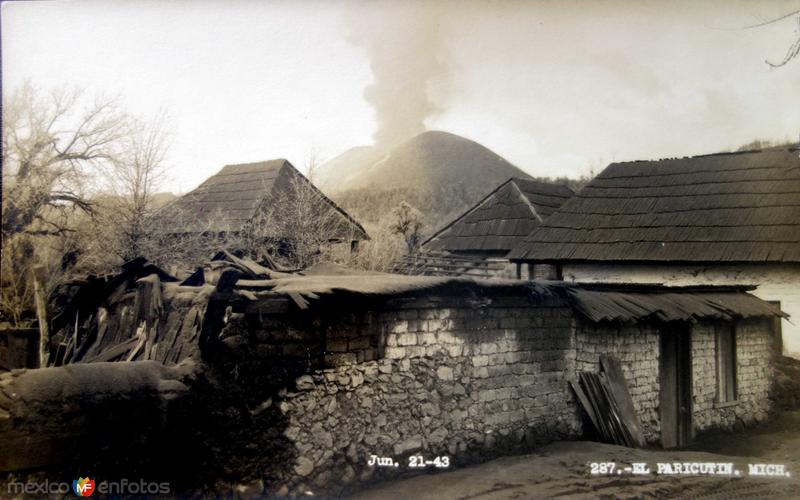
[352,411,800,499]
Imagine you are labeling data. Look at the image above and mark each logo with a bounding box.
[72,477,95,497]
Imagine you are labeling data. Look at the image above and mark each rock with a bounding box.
[341,464,356,485]
[285,426,300,440]
[296,375,315,391]
[428,427,449,444]
[234,479,264,497]
[393,436,423,455]
[313,470,332,487]
[350,371,364,387]
[421,402,441,416]
[346,442,359,462]
[320,432,333,449]
[249,398,272,416]
[294,457,315,477]
[436,366,454,381]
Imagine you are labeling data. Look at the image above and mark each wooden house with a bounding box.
[507,147,800,356]
[154,159,369,263]
[414,178,573,277]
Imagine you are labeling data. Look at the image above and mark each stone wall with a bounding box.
[233,298,583,495]
[691,318,774,433]
[0,292,780,496]
[574,321,661,442]
[225,298,779,494]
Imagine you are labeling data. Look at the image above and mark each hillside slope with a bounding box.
[317,130,530,194]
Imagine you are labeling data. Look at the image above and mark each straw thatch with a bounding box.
[508,148,800,262]
[154,159,368,241]
[422,178,574,254]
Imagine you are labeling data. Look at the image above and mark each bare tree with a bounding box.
[103,113,171,261]
[1,83,129,325]
[742,8,800,67]
[304,144,320,184]
[2,83,127,238]
[390,201,424,253]
[243,171,356,269]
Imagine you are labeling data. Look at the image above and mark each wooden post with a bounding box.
[32,265,49,368]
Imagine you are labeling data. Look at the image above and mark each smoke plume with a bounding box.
[346,3,445,149]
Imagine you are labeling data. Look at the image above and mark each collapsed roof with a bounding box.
[48,253,785,367]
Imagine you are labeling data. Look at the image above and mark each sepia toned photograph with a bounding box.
[1,0,799,498]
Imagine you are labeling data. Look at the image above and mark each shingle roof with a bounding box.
[154,159,368,240]
[507,148,800,263]
[421,178,574,253]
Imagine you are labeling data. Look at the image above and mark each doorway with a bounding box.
[660,325,692,448]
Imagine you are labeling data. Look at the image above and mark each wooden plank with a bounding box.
[84,336,139,363]
[579,372,612,443]
[569,380,601,437]
[32,265,49,368]
[600,355,646,447]
[598,372,634,447]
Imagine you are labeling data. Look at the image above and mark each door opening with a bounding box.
[660,325,692,448]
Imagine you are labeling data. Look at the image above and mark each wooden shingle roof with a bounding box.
[507,148,800,263]
[155,159,368,240]
[422,178,574,253]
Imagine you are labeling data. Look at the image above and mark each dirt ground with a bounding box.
[351,411,800,499]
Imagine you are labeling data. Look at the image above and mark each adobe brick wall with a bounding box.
[574,321,661,443]
[573,318,775,446]
[691,318,774,432]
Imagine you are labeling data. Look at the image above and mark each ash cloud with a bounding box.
[346,3,446,149]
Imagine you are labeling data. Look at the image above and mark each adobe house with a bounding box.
[416,178,573,278]
[154,159,369,265]
[507,148,800,357]
[3,256,783,495]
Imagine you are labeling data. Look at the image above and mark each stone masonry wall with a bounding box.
[238,298,584,495]
[224,298,778,495]
[691,318,774,433]
[575,321,661,442]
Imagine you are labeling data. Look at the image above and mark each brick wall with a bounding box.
[575,321,661,442]
[691,319,774,432]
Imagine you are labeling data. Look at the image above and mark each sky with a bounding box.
[3,0,800,193]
